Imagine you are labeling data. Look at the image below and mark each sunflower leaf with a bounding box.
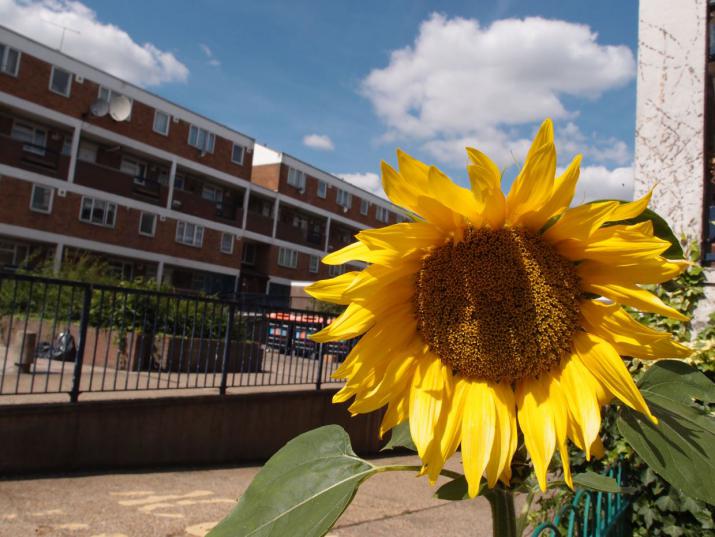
[572,471,624,493]
[433,475,490,501]
[207,425,377,537]
[616,364,715,505]
[381,421,417,452]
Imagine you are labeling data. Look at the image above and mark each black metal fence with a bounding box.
[0,272,355,401]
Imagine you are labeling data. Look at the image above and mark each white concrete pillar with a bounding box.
[166,160,177,209]
[271,198,280,238]
[52,243,64,274]
[66,125,81,183]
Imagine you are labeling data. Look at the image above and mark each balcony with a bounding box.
[171,189,243,226]
[329,225,358,252]
[74,160,168,206]
[245,211,274,237]
[276,221,324,248]
[0,134,70,179]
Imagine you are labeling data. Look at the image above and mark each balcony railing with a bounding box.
[0,134,69,179]
[276,221,325,248]
[245,211,274,237]
[74,160,168,207]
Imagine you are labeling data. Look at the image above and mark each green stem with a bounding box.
[485,488,518,537]
[375,464,463,480]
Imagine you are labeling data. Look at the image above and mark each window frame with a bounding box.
[220,232,235,254]
[309,254,320,274]
[201,184,223,203]
[175,220,205,248]
[29,184,53,214]
[287,167,306,190]
[49,66,73,97]
[0,43,21,77]
[328,264,345,277]
[277,247,299,269]
[231,144,245,165]
[11,120,47,156]
[153,110,170,136]
[138,212,157,237]
[79,196,117,228]
[188,125,215,153]
[376,206,390,223]
[360,199,369,216]
[336,188,352,209]
[241,243,256,265]
[317,180,327,199]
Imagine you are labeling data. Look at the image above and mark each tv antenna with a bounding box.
[41,19,81,52]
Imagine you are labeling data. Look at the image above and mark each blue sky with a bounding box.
[1,0,639,202]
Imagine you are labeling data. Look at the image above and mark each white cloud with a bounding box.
[303,134,335,151]
[571,165,634,204]
[362,14,635,139]
[335,172,386,199]
[199,43,220,67]
[0,0,188,86]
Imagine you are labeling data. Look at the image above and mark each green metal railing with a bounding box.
[532,465,631,537]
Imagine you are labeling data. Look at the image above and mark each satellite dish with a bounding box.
[89,98,109,117]
[109,95,132,121]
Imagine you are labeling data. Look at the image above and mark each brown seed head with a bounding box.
[414,226,580,383]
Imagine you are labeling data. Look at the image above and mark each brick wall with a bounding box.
[0,176,242,269]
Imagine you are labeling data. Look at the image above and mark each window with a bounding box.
[201,184,223,203]
[138,212,157,237]
[107,259,133,281]
[173,174,186,191]
[317,180,327,199]
[153,110,170,136]
[242,243,256,265]
[336,189,352,209]
[30,185,53,214]
[49,66,72,97]
[292,214,307,230]
[11,121,47,155]
[231,144,245,164]
[287,167,306,190]
[61,137,72,156]
[376,206,390,223]
[360,199,369,216]
[80,197,117,227]
[0,241,29,267]
[309,255,320,274]
[220,233,234,254]
[175,221,204,247]
[188,125,215,153]
[277,247,298,269]
[0,43,20,76]
[120,157,147,180]
[78,141,98,162]
[328,264,345,277]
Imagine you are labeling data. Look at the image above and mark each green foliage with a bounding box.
[528,246,715,535]
[207,425,377,537]
[380,421,417,452]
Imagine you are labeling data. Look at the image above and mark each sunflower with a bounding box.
[306,119,691,497]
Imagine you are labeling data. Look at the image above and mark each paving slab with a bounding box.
[0,454,508,537]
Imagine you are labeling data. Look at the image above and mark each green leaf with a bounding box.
[638,360,715,404]
[617,393,715,505]
[434,475,470,500]
[207,425,377,537]
[572,471,623,493]
[594,200,684,259]
[381,421,416,452]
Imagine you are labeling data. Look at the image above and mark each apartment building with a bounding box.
[0,26,403,301]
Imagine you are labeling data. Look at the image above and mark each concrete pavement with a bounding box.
[0,454,499,537]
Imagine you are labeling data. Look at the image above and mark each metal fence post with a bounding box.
[69,284,92,403]
[315,342,325,390]
[219,303,235,395]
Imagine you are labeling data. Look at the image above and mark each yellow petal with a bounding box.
[409,355,450,460]
[379,387,411,438]
[558,356,602,459]
[344,260,421,300]
[574,332,656,422]
[516,375,558,492]
[580,300,692,359]
[485,381,517,487]
[521,154,582,232]
[582,281,689,321]
[356,222,444,253]
[348,350,419,414]
[427,166,482,225]
[543,201,620,244]
[322,241,396,266]
[305,271,361,304]
[466,150,505,229]
[310,302,375,342]
[607,188,653,222]
[577,259,688,287]
[424,374,466,483]
[507,142,557,226]
[461,380,496,497]
[555,225,672,263]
